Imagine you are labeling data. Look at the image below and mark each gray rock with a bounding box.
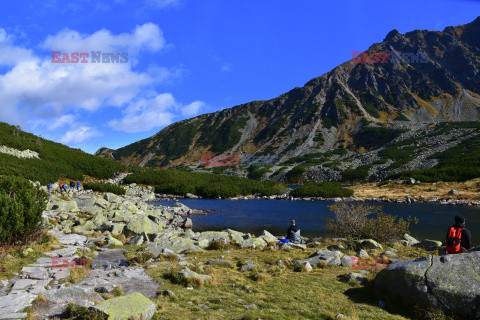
[355,239,383,251]
[42,287,103,304]
[401,234,420,247]
[182,218,193,229]
[375,252,480,318]
[258,230,278,244]
[414,239,443,251]
[21,267,49,280]
[0,291,37,314]
[346,272,366,285]
[448,189,460,195]
[11,279,38,291]
[340,255,354,267]
[297,248,342,267]
[357,249,369,259]
[56,234,87,246]
[295,261,313,272]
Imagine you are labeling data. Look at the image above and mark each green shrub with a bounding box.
[341,165,371,182]
[290,182,354,198]
[82,182,126,195]
[126,169,286,199]
[0,176,47,244]
[326,203,412,242]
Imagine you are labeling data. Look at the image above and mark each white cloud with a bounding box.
[181,101,205,117]
[42,22,166,53]
[59,126,102,145]
[0,23,203,148]
[0,23,167,134]
[109,93,204,133]
[144,0,181,9]
[0,28,35,66]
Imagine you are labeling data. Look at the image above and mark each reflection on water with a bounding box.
[152,199,480,242]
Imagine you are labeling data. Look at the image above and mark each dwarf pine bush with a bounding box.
[0,176,47,244]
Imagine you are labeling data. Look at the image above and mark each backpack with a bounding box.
[446,226,463,253]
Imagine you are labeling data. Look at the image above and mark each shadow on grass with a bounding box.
[343,285,411,319]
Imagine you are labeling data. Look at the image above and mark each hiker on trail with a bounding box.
[286,220,302,244]
[47,183,52,195]
[59,183,64,194]
[445,215,472,254]
[132,168,135,174]
[63,184,68,193]
[70,181,75,190]
[77,181,81,191]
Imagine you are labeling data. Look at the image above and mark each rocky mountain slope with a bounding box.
[98,17,480,182]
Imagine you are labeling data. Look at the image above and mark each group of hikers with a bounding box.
[46,181,81,195]
[284,215,474,255]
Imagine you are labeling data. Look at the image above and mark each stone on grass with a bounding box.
[259,230,278,244]
[346,272,366,285]
[177,268,212,283]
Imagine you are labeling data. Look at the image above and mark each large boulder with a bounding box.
[374,252,480,318]
[91,292,155,320]
[146,237,203,255]
[47,198,79,212]
[124,214,163,237]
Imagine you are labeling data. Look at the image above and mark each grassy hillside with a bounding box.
[0,122,127,184]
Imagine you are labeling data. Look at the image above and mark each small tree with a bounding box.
[0,176,47,244]
[326,203,413,243]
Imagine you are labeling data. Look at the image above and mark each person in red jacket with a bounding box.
[445,215,472,254]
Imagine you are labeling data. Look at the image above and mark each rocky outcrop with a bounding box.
[374,252,480,318]
[0,145,40,159]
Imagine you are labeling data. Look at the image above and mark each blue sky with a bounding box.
[0,0,478,153]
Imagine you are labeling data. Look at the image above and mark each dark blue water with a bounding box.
[152,200,480,242]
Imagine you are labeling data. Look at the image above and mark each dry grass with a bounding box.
[0,233,57,280]
[140,245,411,320]
[351,178,480,201]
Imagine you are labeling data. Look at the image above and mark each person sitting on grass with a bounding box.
[286,220,302,244]
[445,215,472,254]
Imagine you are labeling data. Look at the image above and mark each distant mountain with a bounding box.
[98,17,480,183]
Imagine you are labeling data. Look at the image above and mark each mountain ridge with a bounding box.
[97,17,480,183]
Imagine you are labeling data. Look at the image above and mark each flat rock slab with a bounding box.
[21,267,49,280]
[11,279,38,291]
[0,313,28,319]
[57,234,87,246]
[42,287,103,304]
[45,246,80,257]
[92,292,156,320]
[78,267,160,299]
[0,291,37,314]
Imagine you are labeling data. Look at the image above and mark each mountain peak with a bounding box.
[384,29,401,42]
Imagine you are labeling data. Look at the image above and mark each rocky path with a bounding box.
[0,232,161,319]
